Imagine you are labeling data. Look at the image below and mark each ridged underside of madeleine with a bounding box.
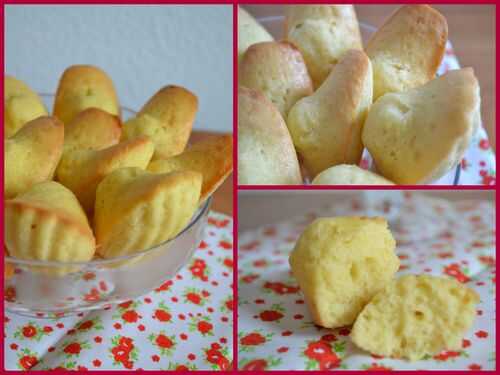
[5,203,95,263]
[97,181,199,258]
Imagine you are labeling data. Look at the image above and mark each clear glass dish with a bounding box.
[257,15,461,185]
[5,96,210,317]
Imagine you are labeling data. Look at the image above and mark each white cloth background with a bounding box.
[5,5,233,133]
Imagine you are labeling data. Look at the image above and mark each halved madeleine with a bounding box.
[148,134,232,203]
[94,168,202,258]
[5,116,64,199]
[351,275,479,360]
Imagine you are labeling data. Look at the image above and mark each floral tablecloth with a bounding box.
[4,212,234,371]
[359,40,496,185]
[238,193,496,370]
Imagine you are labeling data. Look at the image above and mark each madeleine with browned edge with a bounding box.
[56,136,155,213]
[5,181,95,263]
[63,108,122,154]
[53,65,120,124]
[366,4,448,100]
[95,168,202,258]
[148,134,233,203]
[5,76,48,137]
[122,85,198,160]
[5,116,64,199]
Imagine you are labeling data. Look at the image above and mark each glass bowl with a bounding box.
[257,14,461,185]
[5,95,211,318]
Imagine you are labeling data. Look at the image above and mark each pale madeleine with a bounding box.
[285,5,362,88]
[239,41,313,118]
[238,86,302,185]
[362,68,480,184]
[312,164,394,185]
[287,50,373,178]
[238,6,274,64]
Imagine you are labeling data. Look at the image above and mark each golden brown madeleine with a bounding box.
[4,76,48,137]
[56,136,154,213]
[362,68,480,184]
[366,5,448,100]
[148,134,233,203]
[64,108,122,154]
[95,168,202,258]
[5,181,95,263]
[5,116,64,199]
[238,87,302,185]
[122,85,198,160]
[312,164,394,185]
[351,275,479,360]
[238,6,274,64]
[239,41,313,118]
[285,5,362,88]
[288,50,373,178]
[53,65,120,125]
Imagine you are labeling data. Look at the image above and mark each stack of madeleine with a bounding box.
[238,5,480,185]
[4,65,232,269]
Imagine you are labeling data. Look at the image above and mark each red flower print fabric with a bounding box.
[238,195,495,370]
[5,212,233,371]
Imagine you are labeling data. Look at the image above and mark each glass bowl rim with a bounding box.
[6,197,211,267]
[6,94,211,267]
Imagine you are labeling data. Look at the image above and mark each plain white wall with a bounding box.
[238,191,495,231]
[5,5,233,132]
